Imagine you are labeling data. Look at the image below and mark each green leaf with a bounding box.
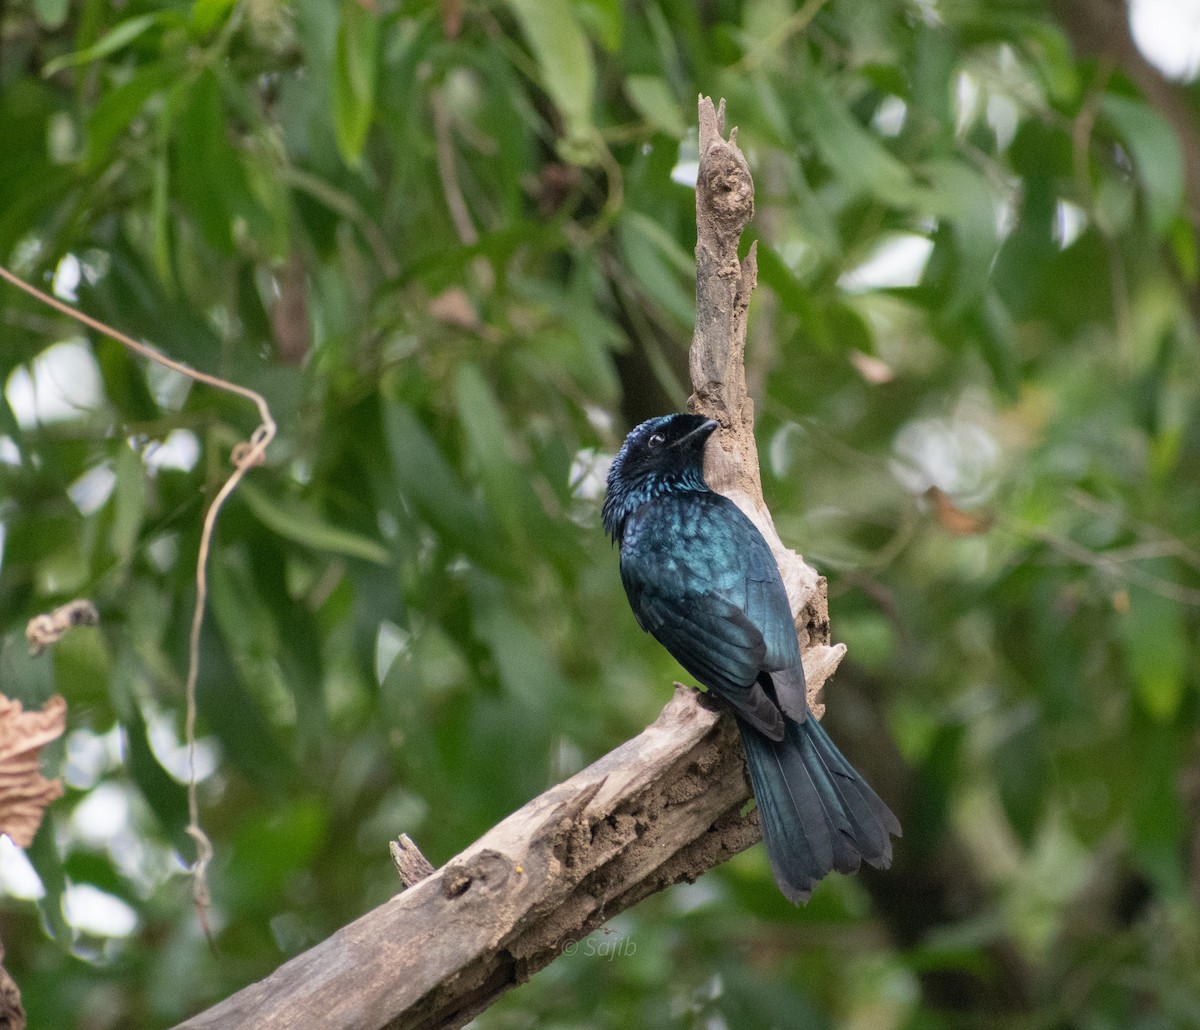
[94,337,160,421]
[124,705,192,853]
[196,622,293,789]
[1022,22,1080,107]
[223,800,327,912]
[28,816,73,948]
[923,160,1000,314]
[383,403,517,578]
[1103,93,1185,239]
[624,74,685,137]
[506,0,597,161]
[110,443,146,568]
[238,480,391,565]
[249,544,328,752]
[1130,719,1186,890]
[576,0,622,51]
[34,0,69,30]
[170,70,241,253]
[616,210,695,324]
[800,74,920,207]
[190,0,240,36]
[992,707,1049,845]
[0,631,56,706]
[332,0,379,168]
[1117,579,1188,721]
[43,13,165,76]
[108,644,190,853]
[453,363,525,536]
[1170,219,1198,284]
[471,576,564,712]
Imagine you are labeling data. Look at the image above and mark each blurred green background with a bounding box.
[2,0,1200,1026]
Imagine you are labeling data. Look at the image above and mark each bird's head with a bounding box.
[601,413,719,542]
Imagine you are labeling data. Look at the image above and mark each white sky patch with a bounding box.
[68,461,116,515]
[65,725,124,791]
[911,0,942,26]
[63,883,138,938]
[61,761,187,889]
[671,158,700,187]
[375,620,410,685]
[1130,0,1200,81]
[671,130,700,187]
[584,404,614,436]
[146,362,192,411]
[52,253,81,301]
[840,234,934,292]
[569,447,612,502]
[144,429,200,472]
[955,71,980,137]
[994,190,1019,240]
[147,532,179,572]
[986,92,1019,151]
[0,837,44,900]
[1055,199,1088,249]
[5,338,105,427]
[70,781,132,849]
[873,95,908,137]
[147,709,219,783]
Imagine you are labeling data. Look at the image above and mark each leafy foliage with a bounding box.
[1,0,1199,1027]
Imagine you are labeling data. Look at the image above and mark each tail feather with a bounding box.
[739,714,900,904]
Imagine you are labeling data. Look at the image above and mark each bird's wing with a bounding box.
[619,494,805,739]
[742,546,803,672]
[634,588,786,740]
[714,502,811,722]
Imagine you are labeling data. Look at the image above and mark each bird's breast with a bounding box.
[622,495,745,585]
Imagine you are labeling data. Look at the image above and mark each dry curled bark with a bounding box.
[0,694,66,849]
[175,96,846,1030]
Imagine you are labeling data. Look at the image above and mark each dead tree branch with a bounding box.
[174,95,844,1030]
[689,96,841,709]
[176,688,759,1029]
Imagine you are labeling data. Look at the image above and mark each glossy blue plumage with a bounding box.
[604,413,900,903]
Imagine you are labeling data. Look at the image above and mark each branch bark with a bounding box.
[174,96,844,1030]
[176,688,761,1030]
[689,96,841,709]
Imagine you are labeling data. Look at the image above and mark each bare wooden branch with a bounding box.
[689,95,840,710]
[175,95,847,1030]
[174,688,758,1030]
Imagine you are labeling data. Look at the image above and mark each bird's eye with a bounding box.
[647,432,666,449]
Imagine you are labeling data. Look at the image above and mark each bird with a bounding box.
[602,412,900,903]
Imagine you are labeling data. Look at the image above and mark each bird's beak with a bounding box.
[678,417,720,448]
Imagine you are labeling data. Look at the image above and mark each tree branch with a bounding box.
[689,96,841,708]
[174,96,846,1030]
[176,688,759,1030]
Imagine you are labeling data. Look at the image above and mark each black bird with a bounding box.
[602,413,900,903]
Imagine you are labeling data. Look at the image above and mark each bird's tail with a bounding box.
[738,713,901,904]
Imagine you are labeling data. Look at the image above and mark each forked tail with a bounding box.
[738,714,901,904]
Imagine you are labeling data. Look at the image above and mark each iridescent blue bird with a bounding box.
[603,413,900,903]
